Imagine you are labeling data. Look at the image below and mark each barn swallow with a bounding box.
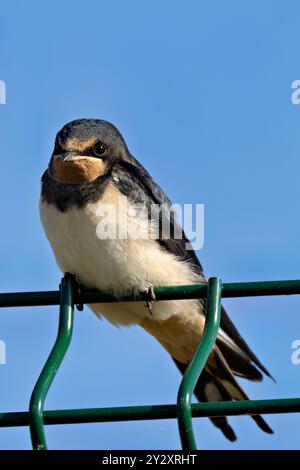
[40,119,274,441]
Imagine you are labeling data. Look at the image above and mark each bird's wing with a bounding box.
[113,157,273,381]
[113,156,202,269]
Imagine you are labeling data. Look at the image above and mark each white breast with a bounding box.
[39,183,204,331]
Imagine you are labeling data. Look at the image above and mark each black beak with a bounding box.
[60,151,79,162]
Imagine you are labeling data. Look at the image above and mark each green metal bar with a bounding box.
[177,277,222,450]
[0,291,60,308]
[2,279,300,308]
[1,397,300,428]
[221,280,300,297]
[28,276,75,450]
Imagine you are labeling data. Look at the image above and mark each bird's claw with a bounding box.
[142,286,156,316]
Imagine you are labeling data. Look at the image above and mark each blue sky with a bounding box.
[1,0,300,450]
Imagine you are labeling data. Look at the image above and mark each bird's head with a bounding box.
[49,119,129,184]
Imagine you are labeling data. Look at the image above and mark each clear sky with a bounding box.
[1,0,300,450]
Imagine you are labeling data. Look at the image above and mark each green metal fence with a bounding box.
[1,276,300,450]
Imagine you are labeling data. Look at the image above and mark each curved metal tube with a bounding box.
[177,277,222,450]
[29,276,74,450]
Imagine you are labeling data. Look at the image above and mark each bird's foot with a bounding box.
[141,286,156,316]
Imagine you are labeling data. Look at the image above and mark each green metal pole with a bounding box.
[2,279,300,308]
[177,277,222,450]
[2,396,300,428]
[28,276,75,450]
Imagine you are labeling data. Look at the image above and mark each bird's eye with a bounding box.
[93,142,107,157]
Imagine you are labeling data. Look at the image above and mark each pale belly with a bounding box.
[39,194,205,363]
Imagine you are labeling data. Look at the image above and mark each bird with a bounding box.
[40,118,274,441]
